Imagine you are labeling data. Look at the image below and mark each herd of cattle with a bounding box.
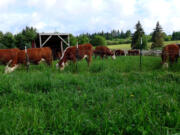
[0,43,179,73]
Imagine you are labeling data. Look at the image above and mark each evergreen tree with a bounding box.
[131,21,147,49]
[125,30,131,38]
[151,22,164,49]
[15,26,37,49]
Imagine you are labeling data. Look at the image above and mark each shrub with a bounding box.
[90,35,106,46]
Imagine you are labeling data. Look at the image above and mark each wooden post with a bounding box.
[76,42,79,72]
[39,34,42,48]
[68,34,70,46]
[25,46,29,72]
[61,41,64,56]
[140,37,142,71]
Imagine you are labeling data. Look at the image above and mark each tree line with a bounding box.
[0,22,180,49]
[0,26,37,49]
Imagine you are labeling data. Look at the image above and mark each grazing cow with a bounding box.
[93,46,116,59]
[115,49,125,56]
[18,47,52,65]
[128,50,140,55]
[5,47,52,73]
[161,44,179,68]
[0,48,20,73]
[56,43,93,70]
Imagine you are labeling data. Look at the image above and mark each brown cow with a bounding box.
[161,44,179,68]
[56,43,93,70]
[0,48,20,73]
[5,47,52,73]
[93,46,116,59]
[115,49,125,56]
[128,50,140,55]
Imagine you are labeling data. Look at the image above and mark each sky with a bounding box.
[0,0,180,35]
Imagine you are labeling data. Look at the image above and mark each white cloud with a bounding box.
[0,0,16,9]
[0,0,180,35]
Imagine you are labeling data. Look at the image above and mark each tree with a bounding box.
[15,26,37,49]
[125,30,131,38]
[151,22,164,49]
[131,21,147,49]
[78,35,89,44]
[1,32,15,48]
[0,31,3,41]
[172,31,180,40]
[69,34,77,46]
[90,35,106,46]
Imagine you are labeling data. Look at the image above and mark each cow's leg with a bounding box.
[162,54,169,68]
[175,55,178,63]
[94,54,97,59]
[86,55,92,67]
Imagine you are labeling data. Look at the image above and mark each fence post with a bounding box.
[140,37,142,71]
[25,46,29,72]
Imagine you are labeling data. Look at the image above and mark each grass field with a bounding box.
[108,40,180,50]
[0,56,180,135]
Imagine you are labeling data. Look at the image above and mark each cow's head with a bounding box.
[4,60,19,73]
[111,51,116,59]
[56,58,68,71]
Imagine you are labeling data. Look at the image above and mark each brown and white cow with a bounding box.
[128,50,140,55]
[93,46,116,59]
[5,47,52,73]
[115,49,125,56]
[0,48,20,73]
[161,44,179,68]
[56,43,93,70]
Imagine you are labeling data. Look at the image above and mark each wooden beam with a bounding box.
[61,41,64,55]
[39,35,42,48]
[41,35,52,47]
[57,35,69,46]
[39,33,69,36]
[68,34,70,46]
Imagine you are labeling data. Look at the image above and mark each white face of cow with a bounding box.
[60,62,65,71]
[56,63,59,69]
[112,54,116,59]
[5,64,19,74]
[162,62,169,69]
[56,61,66,71]
[83,55,88,59]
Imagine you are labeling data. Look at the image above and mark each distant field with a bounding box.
[0,56,180,134]
[108,40,180,50]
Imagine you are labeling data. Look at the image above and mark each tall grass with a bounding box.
[0,56,180,135]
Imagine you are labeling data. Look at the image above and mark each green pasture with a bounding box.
[0,56,180,135]
[108,40,180,50]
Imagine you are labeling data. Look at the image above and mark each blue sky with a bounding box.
[0,0,180,35]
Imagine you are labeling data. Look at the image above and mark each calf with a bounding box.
[56,43,93,70]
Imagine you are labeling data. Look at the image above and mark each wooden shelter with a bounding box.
[34,33,70,59]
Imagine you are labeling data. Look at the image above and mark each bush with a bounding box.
[78,35,89,44]
[0,43,7,49]
[90,35,106,46]
[69,34,77,46]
